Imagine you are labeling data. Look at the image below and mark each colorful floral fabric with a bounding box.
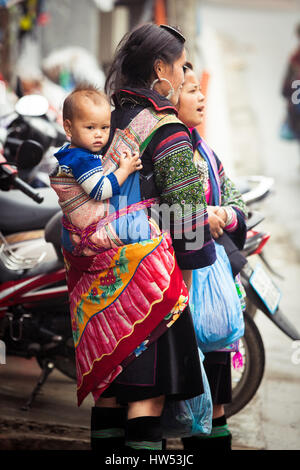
[63,232,188,406]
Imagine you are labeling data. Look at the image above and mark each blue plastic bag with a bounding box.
[189,243,245,352]
[161,349,212,438]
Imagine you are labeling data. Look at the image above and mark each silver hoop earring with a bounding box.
[150,77,174,100]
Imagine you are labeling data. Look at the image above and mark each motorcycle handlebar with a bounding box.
[0,158,44,204]
[6,136,23,147]
[12,175,44,204]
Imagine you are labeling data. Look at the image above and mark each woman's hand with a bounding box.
[207,205,226,239]
[182,269,192,291]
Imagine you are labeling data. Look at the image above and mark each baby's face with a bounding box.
[66,98,111,153]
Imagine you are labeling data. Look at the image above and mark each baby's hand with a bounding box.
[119,150,143,175]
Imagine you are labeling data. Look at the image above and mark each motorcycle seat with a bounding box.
[246,211,265,231]
[0,187,60,235]
[44,211,64,261]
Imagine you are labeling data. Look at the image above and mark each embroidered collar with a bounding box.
[54,144,102,161]
[112,87,178,115]
[191,127,202,151]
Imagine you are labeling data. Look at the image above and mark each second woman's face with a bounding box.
[177,69,205,128]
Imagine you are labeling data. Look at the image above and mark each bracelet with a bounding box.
[223,206,235,227]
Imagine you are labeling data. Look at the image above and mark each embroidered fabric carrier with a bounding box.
[50,108,189,406]
[51,108,179,255]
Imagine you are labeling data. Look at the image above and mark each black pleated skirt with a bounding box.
[102,306,204,404]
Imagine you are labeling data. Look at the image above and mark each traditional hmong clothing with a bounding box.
[50,90,215,406]
[54,145,120,201]
[98,89,216,405]
[191,129,248,244]
[191,127,248,404]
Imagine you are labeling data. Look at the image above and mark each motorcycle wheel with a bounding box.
[224,312,265,418]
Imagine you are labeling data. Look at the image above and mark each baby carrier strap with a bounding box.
[102,108,184,173]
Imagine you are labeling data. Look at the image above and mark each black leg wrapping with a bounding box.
[90,406,127,452]
[125,416,163,452]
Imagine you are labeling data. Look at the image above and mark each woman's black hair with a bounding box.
[105,23,185,97]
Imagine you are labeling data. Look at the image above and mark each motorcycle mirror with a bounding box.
[15,95,49,117]
[16,140,44,169]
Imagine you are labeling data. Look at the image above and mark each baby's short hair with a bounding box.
[63,83,110,121]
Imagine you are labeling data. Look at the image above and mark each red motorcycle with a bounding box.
[0,147,74,410]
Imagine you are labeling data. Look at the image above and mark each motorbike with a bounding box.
[0,93,66,188]
[0,94,63,266]
[235,174,275,206]
[219,174,300,417]
[224,208,300,417]
[0,95,66,357]
[0,146,73,411]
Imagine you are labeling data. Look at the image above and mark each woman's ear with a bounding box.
[153,59,165,79]
[63,119,72,139]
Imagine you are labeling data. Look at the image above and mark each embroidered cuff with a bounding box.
[107,172,120,196]
[175,240,216,270]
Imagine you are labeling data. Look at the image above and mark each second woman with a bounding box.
[177,63,248,451]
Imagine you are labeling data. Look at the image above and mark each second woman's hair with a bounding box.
[105,23,185,97]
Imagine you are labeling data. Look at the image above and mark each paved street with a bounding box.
[0,356,91,450]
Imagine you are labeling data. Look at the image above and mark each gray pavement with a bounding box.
[0,356,91,450]
[0,356,252,450]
